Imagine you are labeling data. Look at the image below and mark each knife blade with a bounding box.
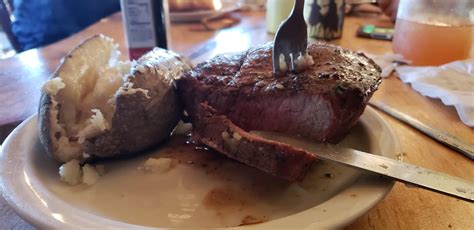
[314,144,474,202]
[369,101,474,160]
[255,132,474,203]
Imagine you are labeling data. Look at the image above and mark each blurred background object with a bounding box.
[377,0,398,21]
[169,0,243,22]
[169,0,215,12]
[1,0,404,58]
[0,25,16,58]
[0,0,18,58]
[267,0,401,39]
[345,0,381,16]
[241,0,266,11]
[121,0,169,60]
[304,0,345,40]
[1,0,120,53]
[266,0,295,33]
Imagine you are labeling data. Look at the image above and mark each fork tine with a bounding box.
[272,0,307,75]
[273,51,282,74]
[288,53,297,72]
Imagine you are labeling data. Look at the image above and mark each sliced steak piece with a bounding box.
[192,103,316,181]
[177,42,382,181]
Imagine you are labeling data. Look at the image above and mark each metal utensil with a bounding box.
[272,0,307,75]
[316,143,474,202]
[347,0,377,4]
[255,132,474,202]
[369,101,474,160]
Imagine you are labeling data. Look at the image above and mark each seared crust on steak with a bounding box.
[177,42,382,181]
[193,103,316,181]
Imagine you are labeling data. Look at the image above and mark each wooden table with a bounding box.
[0,11,473,229]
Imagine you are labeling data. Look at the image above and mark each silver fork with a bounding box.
[272,0,307,75]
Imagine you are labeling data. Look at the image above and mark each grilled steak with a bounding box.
[191,102,316,181]
[177,42,382,181]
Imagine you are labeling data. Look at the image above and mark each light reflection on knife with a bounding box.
[369,101,474,160]
[188,40,217,61]
[255,132,474,203]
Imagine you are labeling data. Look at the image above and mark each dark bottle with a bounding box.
[120,0,170,60]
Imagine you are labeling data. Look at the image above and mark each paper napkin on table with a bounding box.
[395,59,474,127]
[367,53,411,77]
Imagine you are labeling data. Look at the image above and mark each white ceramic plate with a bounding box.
[0,107,398,229]
[169,0,242,22]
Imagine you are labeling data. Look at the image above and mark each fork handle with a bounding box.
[292,0,305,16]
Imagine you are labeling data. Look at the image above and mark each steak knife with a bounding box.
[255,132,474,202]
[369,101,474,160]
[314,144,473,202]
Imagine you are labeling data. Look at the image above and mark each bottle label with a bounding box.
[122,0,157,48]
[121,0,171,59]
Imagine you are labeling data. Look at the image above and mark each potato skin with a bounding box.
[38,35,191,162]
[38,92,55,160]
[86,49,190,157]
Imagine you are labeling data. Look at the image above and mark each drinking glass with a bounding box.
[266,0,296,34]
[392,0,474,66]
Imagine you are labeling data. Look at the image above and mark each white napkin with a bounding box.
[395,59,474,127]
[367,53,411,77]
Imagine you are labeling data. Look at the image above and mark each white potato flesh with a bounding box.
[42,35,133,162]
[56,37,130,134]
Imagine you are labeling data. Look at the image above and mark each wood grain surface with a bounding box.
[0,10,472,230]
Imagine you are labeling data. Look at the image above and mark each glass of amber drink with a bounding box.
[392,0,474,66]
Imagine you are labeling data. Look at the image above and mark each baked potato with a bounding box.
[39,35,191,163]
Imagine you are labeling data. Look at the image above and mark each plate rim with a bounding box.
[0,106,398,229]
